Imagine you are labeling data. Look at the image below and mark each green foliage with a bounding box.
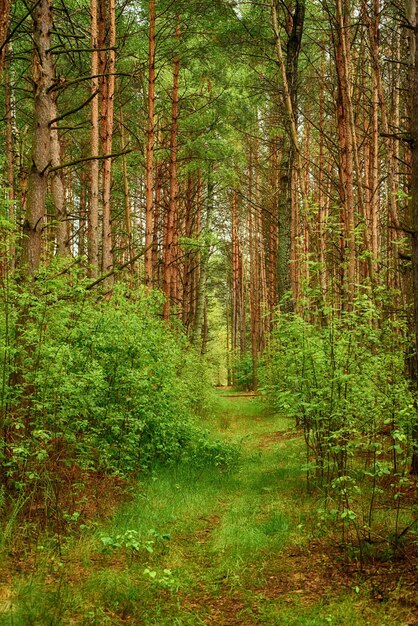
[261,294,418,553]
[0,266,236,513]
[233,353,254,390]
[97,527,171,568]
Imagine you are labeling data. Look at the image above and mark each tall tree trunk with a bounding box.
[4,55,15,270]
[192,174,213,348]
[88,0,99,277]
[99,0,116,276]
[409,0,418,474]
[231,189,240,352]
[268,133,279,318]
[152,156,163,285]
[0,0,10,75]
[333,0,356,304]
[103,0,116,274]
[271,0,305,311]
[190,172,202,333]
[182,173,195,330]
[163,19,181,320]
[78,167,87,258]
[247,144,260,388]
[369,3,380,274]
[317,48,328,302]
[145,0,156,286]
[22,0,53,275]
[119,107,134,270]
[49,87,68,256]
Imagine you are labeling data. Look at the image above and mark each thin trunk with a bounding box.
[268,134,279,316]
[290,167,299,302]
[0,0,10,74]
[119,107,134,271]
[152,157,163,285]
[100,0,116,276]
[145,0,156,286]
[409,0,418,474]
[50,92,68,256]
[88,0,99,277]
[4,56,15,269]
[182,173,194,329]
[192,175,213,348]
[231,189,240,352]
[369,1,380,271]
[190,173,202,333]
[201,299,208,355]
[318,49,327,300]
[163,19,181,320]
[248,145,258,388]
[78,167,87,258]
[255,140,267,353]
[333,0,356,303]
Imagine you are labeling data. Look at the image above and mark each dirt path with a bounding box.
[2,392,417,625]
[166,392,418,626]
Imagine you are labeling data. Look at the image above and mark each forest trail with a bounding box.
[2,392,417,625]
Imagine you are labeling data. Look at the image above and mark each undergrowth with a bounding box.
[261,291,418,561]
[0,264,237,536]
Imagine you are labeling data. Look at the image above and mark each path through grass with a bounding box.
[1,391,415,625]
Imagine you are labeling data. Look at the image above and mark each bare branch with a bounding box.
[48,149,134,173]
[85,244,153,291]
[49,89,99,126]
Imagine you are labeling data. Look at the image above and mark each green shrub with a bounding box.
[0,266,235,506]
[261,293,418,555]
[232,353,254,390]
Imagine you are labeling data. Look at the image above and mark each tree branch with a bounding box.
[49,89,99,126]
[380,132,414,144]
[48,149,134,173]
[48,72,135,93]
[85,244,153,291]
[0,0,43,58]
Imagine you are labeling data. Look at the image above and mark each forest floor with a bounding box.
[1,391,417,625]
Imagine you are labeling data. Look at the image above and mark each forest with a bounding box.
[0,0,418,623]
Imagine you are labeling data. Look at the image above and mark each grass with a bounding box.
[0,392,416,625]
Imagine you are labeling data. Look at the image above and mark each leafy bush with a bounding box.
[0,265,236,506]
[232,353,254,390]
[261,293,418,556]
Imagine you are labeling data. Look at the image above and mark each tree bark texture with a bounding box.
[88,0,100,277]
[145,0,156,286]
[22,0,53,275]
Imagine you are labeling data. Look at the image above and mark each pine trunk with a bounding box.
[22,0,53,275]
[145,0,156,286]
[88,0,100,277]
[100,0,116,276]
[163,19,181,320]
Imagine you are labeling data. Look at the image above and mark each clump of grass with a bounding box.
[256,593,413,626]
[261,510,290,537]
[1,576,81,626]
[84,569,143,620]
